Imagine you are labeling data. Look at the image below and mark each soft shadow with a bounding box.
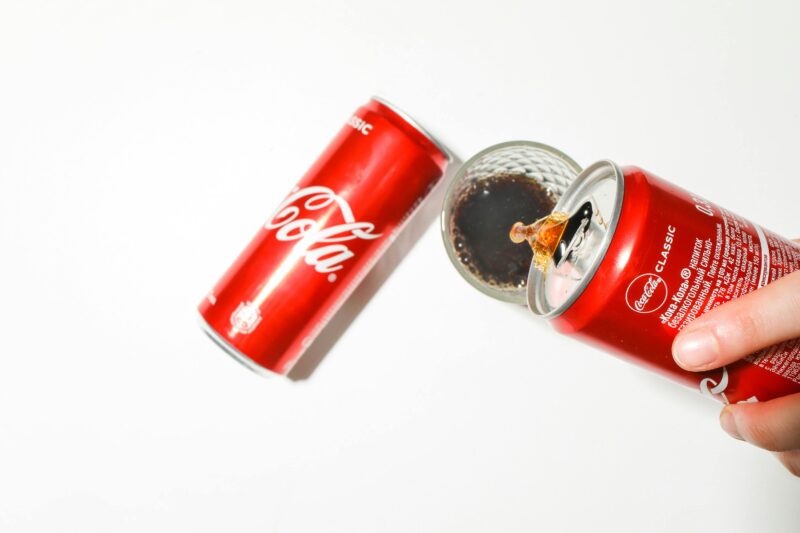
[287,155,464,381]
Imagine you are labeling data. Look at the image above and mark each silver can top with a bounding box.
[441,141,581,304]
[527,160,625,317]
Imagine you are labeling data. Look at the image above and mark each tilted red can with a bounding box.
[199,97,449,376]
[527,161,800,403]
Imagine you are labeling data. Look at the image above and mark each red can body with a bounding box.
[550,166,800,403]
[199,98,448,375]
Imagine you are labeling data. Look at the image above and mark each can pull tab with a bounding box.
[510,201,595,272]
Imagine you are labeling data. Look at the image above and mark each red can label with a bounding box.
[553,167,800,403]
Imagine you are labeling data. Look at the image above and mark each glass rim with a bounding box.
[440,140,582,304]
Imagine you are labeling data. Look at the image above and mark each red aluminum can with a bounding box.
[199,97,449,376]
[528,161,800,403]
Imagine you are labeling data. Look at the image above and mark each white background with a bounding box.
[2,1,799,531]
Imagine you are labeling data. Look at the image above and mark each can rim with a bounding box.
[527,159,625,317]
[370,95,452,162]
[440,141,582,305]
[198,313,278,379]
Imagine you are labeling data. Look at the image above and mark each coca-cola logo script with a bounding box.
[265,186,382,280]
[625,273,668,314]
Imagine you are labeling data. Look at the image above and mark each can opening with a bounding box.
[527,160,624,317]
[509,201,597,272]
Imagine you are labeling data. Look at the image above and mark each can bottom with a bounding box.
[197,313,278,379]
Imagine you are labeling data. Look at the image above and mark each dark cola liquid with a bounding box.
[450,174,556,289]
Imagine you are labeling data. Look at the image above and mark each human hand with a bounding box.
[672,269,800,477]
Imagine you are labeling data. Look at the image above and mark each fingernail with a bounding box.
[720,407,743,441]
[673,328,719,369]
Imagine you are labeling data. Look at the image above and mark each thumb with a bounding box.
[672,269,800,372]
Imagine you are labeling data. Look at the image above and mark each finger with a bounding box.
[719,393,800,452]
[774,450,800,478]
[672,269,800,371]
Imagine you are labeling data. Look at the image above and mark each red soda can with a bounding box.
[199,97,449,376]
[522,160,800,403]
